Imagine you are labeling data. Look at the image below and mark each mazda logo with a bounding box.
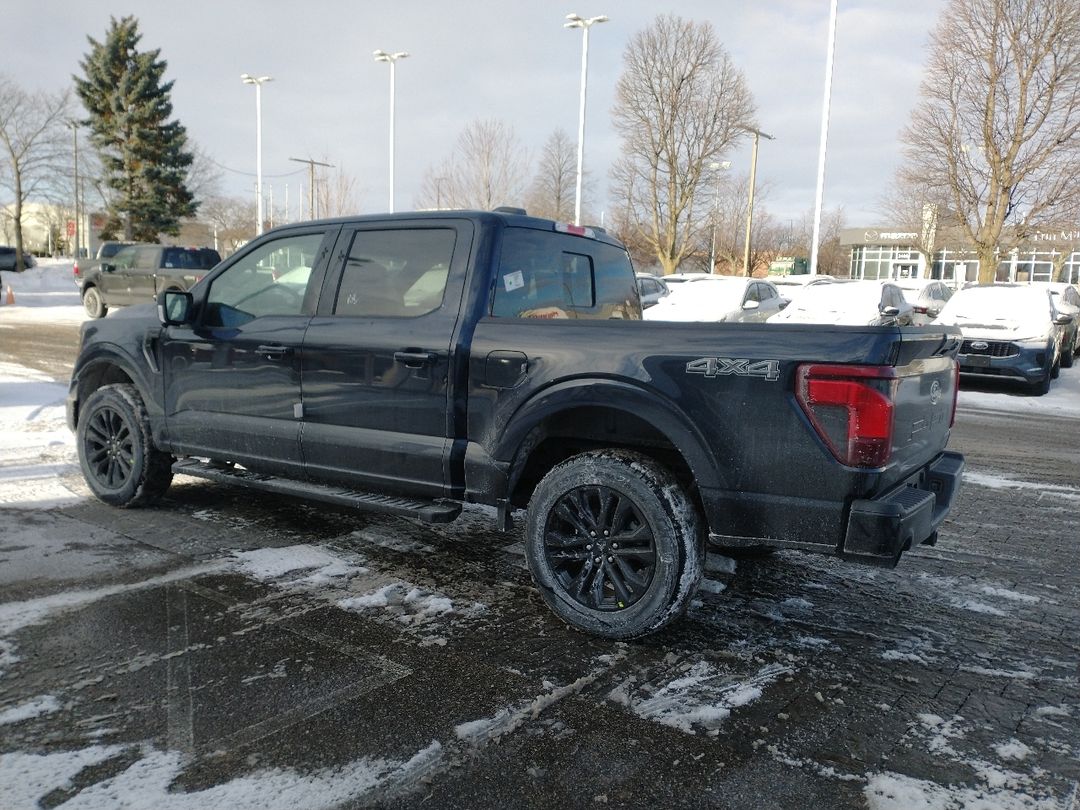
[930,380,941,405]
[970,341,989,351]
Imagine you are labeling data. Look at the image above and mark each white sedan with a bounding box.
[768,280,914,326]
[644,276,787,323]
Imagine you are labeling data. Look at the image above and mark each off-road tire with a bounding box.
[525,449,703,639]
[83,286,107,319]
[77,383,173,507]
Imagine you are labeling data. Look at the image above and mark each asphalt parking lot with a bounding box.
[0,322,1078,809]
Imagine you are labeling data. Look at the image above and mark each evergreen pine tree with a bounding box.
[75,16,197,241]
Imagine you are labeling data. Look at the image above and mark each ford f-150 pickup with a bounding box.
[66,209,964,638]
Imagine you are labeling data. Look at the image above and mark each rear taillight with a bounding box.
[73,260,80,278]
[796,364,897,468]
[913,305,928,314]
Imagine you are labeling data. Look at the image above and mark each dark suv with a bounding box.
[79,244,222,318]
[0,246,36,273]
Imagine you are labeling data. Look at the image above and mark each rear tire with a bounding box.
[83,286,107,319]
[77,383,173,507]
[1062,349,1074,369]
[524,450,703,639]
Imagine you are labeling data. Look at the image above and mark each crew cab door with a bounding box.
[159,227,336,475]
[299,220,472,498]
[128,246,160,304]
[98,246,137,305]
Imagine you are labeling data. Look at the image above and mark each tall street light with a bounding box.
[565,13,608,226]
[373,49,409,213]
[66,121,80,260]
[742,128,774,276]
[241,73,273,235]
[708,161,730,273]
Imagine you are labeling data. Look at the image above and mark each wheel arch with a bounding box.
[497,379,725,513]
[71,349,156,430]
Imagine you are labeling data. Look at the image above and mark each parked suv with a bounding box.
[0,245,36,273]
[78,244,222,318]
[937,283,1069,395]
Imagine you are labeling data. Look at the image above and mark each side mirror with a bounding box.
[779,298,791,310]
[1053,313,1073,325]
[881,305,901,317]
[101,262,115,273]
[159,289,194,326]
[742,299,761,310]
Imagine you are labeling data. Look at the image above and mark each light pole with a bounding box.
[742,128,774,276]
[565,12,608,226]
[708,161,730,273]
[66,121,80,259]
[373,49,409,213]
[241,73,273,235]
[809,0,838,275]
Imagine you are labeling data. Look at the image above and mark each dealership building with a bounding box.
[840,227,1080,285]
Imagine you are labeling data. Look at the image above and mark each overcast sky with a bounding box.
[6,0,946,227]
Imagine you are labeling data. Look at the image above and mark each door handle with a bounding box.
[257,344,292,361]
[394,350,437,368]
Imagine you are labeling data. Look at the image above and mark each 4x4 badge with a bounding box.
[686,357,781,381]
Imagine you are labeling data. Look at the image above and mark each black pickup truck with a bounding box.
[75,243,221,319]
[67,210,964,638]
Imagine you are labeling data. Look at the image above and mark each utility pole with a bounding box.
[289,157,334,221]
[67,122,80,259]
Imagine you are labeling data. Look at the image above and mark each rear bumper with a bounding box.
[841,451,964,566]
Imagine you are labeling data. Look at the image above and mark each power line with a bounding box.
[206,156,305,179]
[289,157,334,219]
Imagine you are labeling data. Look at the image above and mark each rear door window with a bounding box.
[331,228,456,318]
[493,227,639,319]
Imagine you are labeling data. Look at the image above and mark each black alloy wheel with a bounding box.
[543,484,657,612]
[76,383,173,507]
[525,449,702,639]
[83,403,135,490]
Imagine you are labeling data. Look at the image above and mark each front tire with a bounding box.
[524,450,703,639]
[83,286,107,319]
[77,383,173,507]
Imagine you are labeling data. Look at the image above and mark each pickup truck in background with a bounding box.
[75,243,221,318]
[66,209,964,638]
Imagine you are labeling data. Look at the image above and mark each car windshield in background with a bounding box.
[646,278,746,320]
[937,286,1050,327]
[771,282,881,323]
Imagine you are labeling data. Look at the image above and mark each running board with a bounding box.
[171,458,462,523]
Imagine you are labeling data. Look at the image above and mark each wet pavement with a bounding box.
[1,390,1079,807]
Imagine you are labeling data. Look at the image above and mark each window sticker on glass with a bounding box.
[503,270,525,292]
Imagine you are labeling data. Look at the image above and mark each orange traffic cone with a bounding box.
[4,286,13,305]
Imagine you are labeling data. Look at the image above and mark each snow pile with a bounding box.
[958,366,1080,418]
[608,661,791,734]
[0,695,61,726]
[338,583,458,624]
[231,545,367,584]
[0,739,443,810]
[0,258,85,323]
[0,362,81,509]
[865,771,1060,810]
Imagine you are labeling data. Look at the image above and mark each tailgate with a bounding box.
[882,327,961,489]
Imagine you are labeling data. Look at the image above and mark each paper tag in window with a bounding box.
[503,271,524,292]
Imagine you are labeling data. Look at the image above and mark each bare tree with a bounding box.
[315,167,360,218]
[879,178,954,277]
[184,140,223,205]
[200,195,256,255]
[0,76,70,269]
[902,0,1080,283]
[526,128,577,221]
[791,206,847,276]
[609,14,755,276]
[416,119,528,211]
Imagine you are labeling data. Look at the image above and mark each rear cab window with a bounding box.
[492,227,640,320]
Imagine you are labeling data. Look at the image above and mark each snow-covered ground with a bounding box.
[0,258,87,324]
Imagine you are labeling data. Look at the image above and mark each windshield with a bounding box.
[937,287,1050,326]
